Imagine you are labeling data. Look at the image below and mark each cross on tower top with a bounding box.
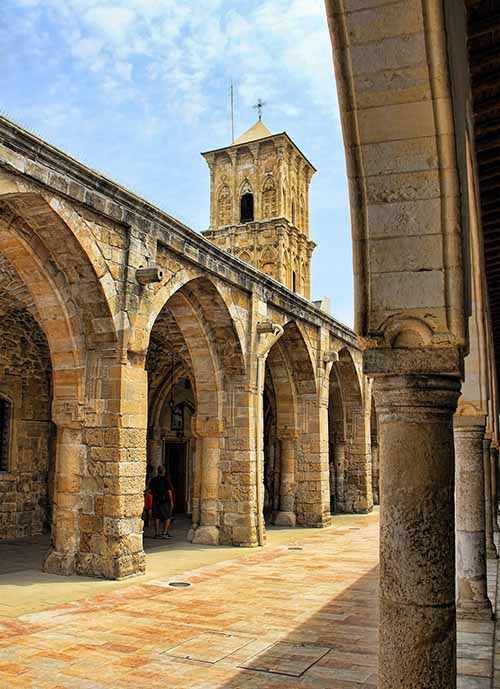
[253,98,267,121]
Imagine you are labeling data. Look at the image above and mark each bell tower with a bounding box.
[201,120,316,299]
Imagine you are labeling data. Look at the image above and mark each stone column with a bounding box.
[295,397,332,528]
[275,428,298,527]
[491,443,499,533]
[188,433,202,542]
[332,439,346,512]
[192,416,224,546]
[48,360,150,581]
[455,415,492,617]
[147,429,162,470]
[373,374,460,689]
[483,435,497,558]
[44,424,82,575]
[371,441,379,505]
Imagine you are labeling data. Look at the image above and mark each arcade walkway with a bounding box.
[0,511,496,688]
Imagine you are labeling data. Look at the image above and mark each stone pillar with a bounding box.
[295,397,332,527]
[483,435,497,558]
[345,405,373,513]
[147,429,162,470]
[371,441,379,505]
[275,428,298,527]
[491,443,499,533]
[373,374,460,689]
[188,434,202,541]
[332,439,346,512]
[455,415,492,617]
[44,424,82,575]
[192,416,224,546]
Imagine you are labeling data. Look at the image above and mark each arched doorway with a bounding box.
[328,363,346,513]
[146,276,246,546]
[263,365,279,522]
[330,348,372,513]
[0,251,55,540]
[263,321,319,529]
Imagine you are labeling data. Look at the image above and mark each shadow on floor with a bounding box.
[215,565,379,689]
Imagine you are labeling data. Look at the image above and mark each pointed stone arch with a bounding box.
[262,320,319,528]
[328,362,346,513]
[146,275,246,545]
[260,246,278,278]
[239,250,252,264]
[0,191,123,576]
[240,179,254,223]
[334,347,372,513]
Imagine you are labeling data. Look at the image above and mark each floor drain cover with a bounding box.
[288,547,303,551]
[163,632,254,663]
[240,641,331,677]
[168,581,192,588]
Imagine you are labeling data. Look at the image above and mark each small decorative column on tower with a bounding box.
[201,119,316,299]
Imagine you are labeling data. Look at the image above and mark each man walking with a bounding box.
[149,465,173,539]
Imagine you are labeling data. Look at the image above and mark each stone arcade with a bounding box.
[3,1,500,686]
[0,116,373,580]
[326,1,500,688]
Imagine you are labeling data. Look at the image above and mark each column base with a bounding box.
[457,598,493,620]
[274,511,296,527]
[43,548,77,576]
[192,525,219,546]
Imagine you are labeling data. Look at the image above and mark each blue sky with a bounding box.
[1,0,353,325]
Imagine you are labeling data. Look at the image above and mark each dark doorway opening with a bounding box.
[240,193,254,222]
[164,441,188,514]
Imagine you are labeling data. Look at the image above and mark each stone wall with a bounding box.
[0,114,367,578]
[0,296,53,539]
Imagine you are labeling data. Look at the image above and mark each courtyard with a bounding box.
[0,512,496,689]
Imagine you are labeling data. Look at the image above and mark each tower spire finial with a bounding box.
[253,98,266,121]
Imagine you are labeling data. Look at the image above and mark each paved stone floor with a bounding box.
[457,550,497,689]
[0,512,379,688]
[0,510,497,689]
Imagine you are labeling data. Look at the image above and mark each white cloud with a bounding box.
[7,0,338,127]
[83,5,135,43]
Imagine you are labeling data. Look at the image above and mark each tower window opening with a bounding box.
[240,193,254,223]
[0,397,12,472]
[292,271,297,293]
[291,199,295,225]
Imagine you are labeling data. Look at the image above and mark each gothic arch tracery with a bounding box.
[217,184,232,226]
[262,175,277,219]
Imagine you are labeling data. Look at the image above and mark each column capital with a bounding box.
[364,346,463,378]
[51,399,85,429]
[191,415,225,438]
[373,374,461,417]
[453,413,487,433]
[277,427,299,441]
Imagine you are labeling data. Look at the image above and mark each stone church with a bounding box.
[4,2,500,684]
[0,114,373,581]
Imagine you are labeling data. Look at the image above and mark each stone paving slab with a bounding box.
[0,510,494,688]
[0,512,379,689]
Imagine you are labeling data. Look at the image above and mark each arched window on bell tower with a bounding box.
[240,180,254,223]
